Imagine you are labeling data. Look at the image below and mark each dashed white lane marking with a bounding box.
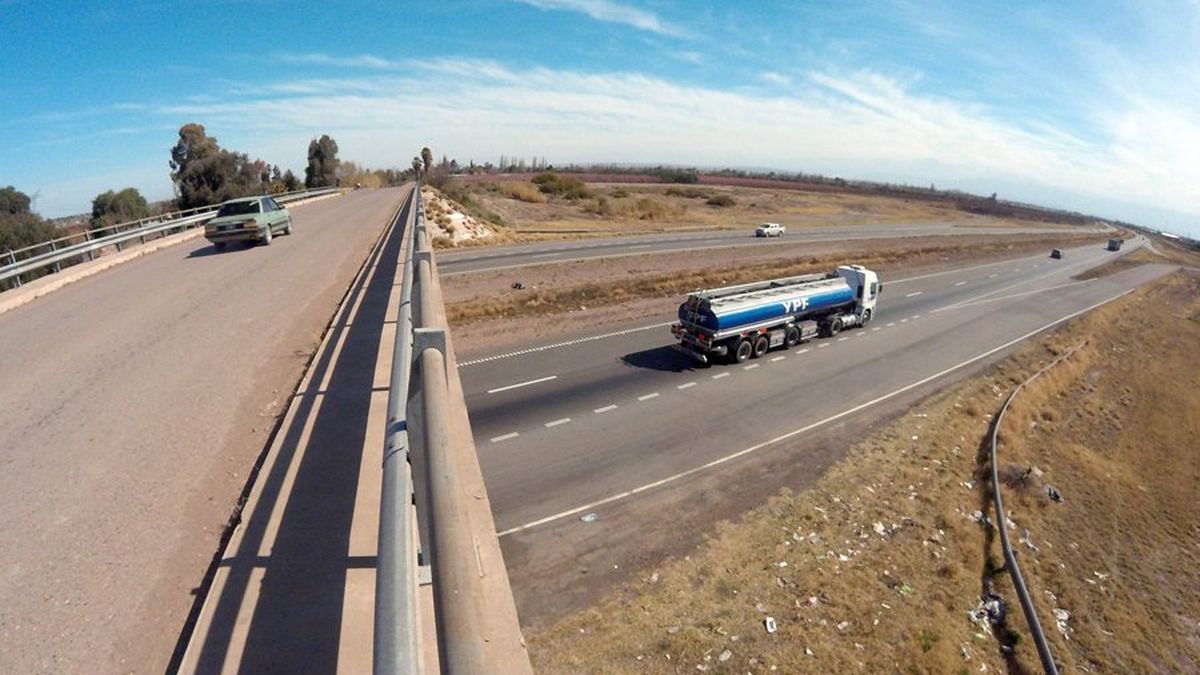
[1014,268,1022,272]
[955,281,967,286]
[544,418,572,428]
[712,372,730,379]
[796,348,810,354]
[900,318,909,323]
[497,288,1135,537]
[743,363,760,370]
[837,337,849,342]
[637,392,660,401]
[871,327,882,332]
[887,322,896,327]
[593,404,618,413]
[932,279,1093,314]
[490,432,519,443]
[855,331,866,337]
[627,244,653,249]
[912,314,921,319]
[770,355,786,362]
[460,321,673,367]
[486,374,558,394]
[676,382,697,390]
[817,343,831,348]
[904,291,923,298]
[989,273,999,278]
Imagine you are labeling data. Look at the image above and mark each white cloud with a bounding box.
[511,0,690,38]
[760,71,791,86]
[29,58,1200,233]
[275,52,400,69]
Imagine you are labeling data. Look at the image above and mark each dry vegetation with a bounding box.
[529,272,1200,674]
[454,178,1070,239]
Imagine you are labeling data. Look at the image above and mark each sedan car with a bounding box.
[755,222,786,237]
[204,196,292,249]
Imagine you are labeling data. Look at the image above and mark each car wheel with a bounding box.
[732,339,752,363]
[752,335,769,358]
[262,226,272,246]
[283,217,293,235]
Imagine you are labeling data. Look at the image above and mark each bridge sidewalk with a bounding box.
[176,193,430,673]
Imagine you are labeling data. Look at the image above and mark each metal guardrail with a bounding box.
[988,341,1087,675]
[0,187,340,288]
[376,185,531,674]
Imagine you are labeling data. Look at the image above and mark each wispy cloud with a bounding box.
[274,52,400,69]
[511,0,690,38]
[760,71,791,86]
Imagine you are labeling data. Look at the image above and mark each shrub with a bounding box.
[531,172,591,199]
[498,181,547,203]
[706,194,736,207]
[665,186,712,199]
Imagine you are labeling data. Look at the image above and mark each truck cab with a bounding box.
[836,265,880,323]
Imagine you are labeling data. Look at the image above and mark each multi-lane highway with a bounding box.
[0,188,408,674]
[437,222,1108,275]
[455,238,1174,622]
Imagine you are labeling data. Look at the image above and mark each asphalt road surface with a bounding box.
[437,222,1109,275]
[0,187,408,674]
[454,238,1175,623]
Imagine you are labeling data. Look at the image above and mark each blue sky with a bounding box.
[2,1,1198,237]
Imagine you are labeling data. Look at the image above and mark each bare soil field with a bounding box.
[438,178,1076,244]
[445,232,1109,355]
[528,271,1200,674]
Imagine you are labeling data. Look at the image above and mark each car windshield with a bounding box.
[216,201,260,217]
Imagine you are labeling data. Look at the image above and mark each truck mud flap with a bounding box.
[672,343,710,364]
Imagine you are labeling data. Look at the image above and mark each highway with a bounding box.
[455,238,1175,623]
[0,188,408,674]
[437,222,1107,275]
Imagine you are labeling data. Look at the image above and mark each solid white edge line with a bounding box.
[486,374,558,394]
[496,288,1134,537]
[544,417,572,428]
[490,432,519,443]
[593,404,618,413]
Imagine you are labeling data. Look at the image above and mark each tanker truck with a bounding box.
[671,265,881,364]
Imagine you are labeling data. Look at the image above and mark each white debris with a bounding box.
[580,513,598,523]
[836,621,850,631]
[764,617,778,634]
[873,522,887,536]
[1053,608,1072,639]
[718,649,732,662]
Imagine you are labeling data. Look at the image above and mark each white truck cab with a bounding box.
[836,264,881,323]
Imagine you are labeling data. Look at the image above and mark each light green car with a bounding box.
[204,196,293,249]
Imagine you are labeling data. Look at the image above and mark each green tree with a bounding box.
[0,186,57,263]
[282,169,301,192]
[169,123,270,209]
[305,135,340,188]
[90,188,148,230]
[421,147,433,175]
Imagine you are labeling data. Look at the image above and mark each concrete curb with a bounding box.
[0,192,342,318]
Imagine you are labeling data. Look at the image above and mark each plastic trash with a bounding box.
[580,512,598,523]
[764,617,778,633]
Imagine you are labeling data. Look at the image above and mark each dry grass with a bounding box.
[1074,247,1165,280]
[446,233,1107,327]
[528,272,1200,674]
[497,181,548,203]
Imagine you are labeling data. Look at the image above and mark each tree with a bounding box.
[421,147,433,175]
[412,157,423,179]
[282,169,301,192]
[0,186,32,215]
[90,188,148,230]
[0,186,57,264]
[305,135,340,188]
[169,123,271,209]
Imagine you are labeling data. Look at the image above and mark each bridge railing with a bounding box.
[375,185,531,674]
[0,187,340,289]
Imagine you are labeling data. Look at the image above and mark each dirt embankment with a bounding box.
[445,232,1109,355]
[528,271,1200,674]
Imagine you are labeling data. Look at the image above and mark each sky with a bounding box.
[1,1,1198,237]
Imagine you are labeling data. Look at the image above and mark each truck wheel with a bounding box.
[752,335,769,358]
[862,309,872,324]
[784,325,799,348]
[825,317,842,337]
[732,339,752,363]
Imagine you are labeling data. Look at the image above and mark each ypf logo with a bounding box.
[781,297,809,313]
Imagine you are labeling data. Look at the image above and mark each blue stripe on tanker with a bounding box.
[680,287,855,331]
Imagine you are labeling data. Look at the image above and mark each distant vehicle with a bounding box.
[671,265,881,364]
[1107,238,1124,251]
[204,196,293,249]
[1050,249,1063,259]
[755,222,786,237]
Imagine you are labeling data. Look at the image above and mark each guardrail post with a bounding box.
[50,241,61,273]
[84,230,95,261]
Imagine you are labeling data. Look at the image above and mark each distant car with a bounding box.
[204,196,292,249]
[755,222,786,237]
[1050,248,1063,259]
